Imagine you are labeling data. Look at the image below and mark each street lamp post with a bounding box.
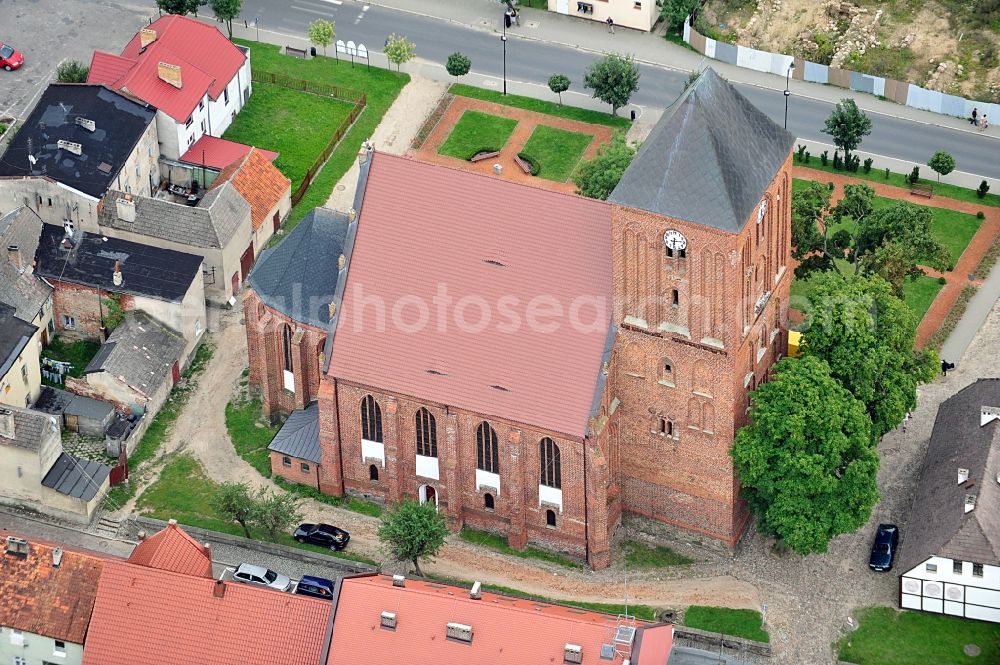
[501,34,508,96]
[784,61,796,130]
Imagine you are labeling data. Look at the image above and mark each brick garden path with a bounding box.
[413,95,614,193]
[791,166,1000,347]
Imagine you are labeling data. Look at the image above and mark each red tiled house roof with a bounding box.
[328,152,613,438]
[325,575,672,665]
[0,534,106,644]
[127,518,213,578]
[211,148,290,231]
[180,135,278,171]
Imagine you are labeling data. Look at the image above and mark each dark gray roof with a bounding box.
[0,208,51,323]
[248,208,350,328]
[33,386,115,421]
[0,84,156,198]
[0,303,38,381]
[41,453,111,500]
[99,186,250,250]
[0,207,44,265]
[609,68,795,233]
[0,406,59,451]
[900,379,1000,571]
[84,311,185,398]
[267,402,320,463]
[34,224,202,303]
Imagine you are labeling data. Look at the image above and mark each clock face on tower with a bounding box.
[663,229,687,251]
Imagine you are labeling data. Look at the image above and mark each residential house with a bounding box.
[900,378,1000,623]
[0,84,158,231]
[210,148,291,252]
[88,15,252,160]
[0,207,54,345]
[98,185,253,304]
[323,574,673,665]
[547,0,657,32]
[32,224,206,364]
[0,304,40,409]
[82,311,186,417]
[0,404,111,522]
[0,534,105,665]
[128,518,214,578]
[178,134,278,172]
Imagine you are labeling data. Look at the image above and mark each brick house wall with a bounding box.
[49,279,135,341]
[269,450,320,489]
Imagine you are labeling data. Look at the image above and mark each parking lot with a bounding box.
[1,0,154,121]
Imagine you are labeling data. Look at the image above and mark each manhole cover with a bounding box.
[964,644,981,657]
[337,184,346,191]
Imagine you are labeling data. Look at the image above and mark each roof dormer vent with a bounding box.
[446,622,473,643]
[564,643,583,664]
[965,494,977,513]
[380,611,397,629]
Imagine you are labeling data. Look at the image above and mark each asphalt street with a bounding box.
[237,0,1000,180]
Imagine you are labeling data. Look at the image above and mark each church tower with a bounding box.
[606,69,796,545]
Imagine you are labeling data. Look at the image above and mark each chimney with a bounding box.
[52,547,64,568]
[57,140,83,156]
[112,260,123,287]
[470,581,481,600]
[157,62,182,89]
[75,117,96,132]
[446,622,473,643]
[213,579,226,598]
[327,302,337,320]
[380,611,397,629]
[338,254,346,270]
[958,468,970,485]
[5,536,29,556]
[347,209,357,222]
[139,28,157,48]
[168,518,178,527]
[0,408,14,440]
[392,574,405,588]
[564,644,583,664]
[7,245,21,270]
[203,542,212,561]
[116,196,136,223]
[137,530,148,542]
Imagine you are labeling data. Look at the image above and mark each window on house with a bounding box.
[953,560,963,575]
[361,395,383,442]
[200,120,206,133]
[281,325,293,372]
[658,418,673,436]
[546,509,557,527]
[282,456,291,467]
[14,657,27,665]
[671,289,679,306]
[484,493,495,511]
[634,0,642,7]
[198,100,204,111]
[369,464,379,481]
[476,421,499,474]
[62,314,76,329]
[54,640,66,656]
[47,197,52,207]
[187,134,196,147]
[661,358,674,384]
[973,563,984,577]
[185,116,193,128]
[925,563,937,572]
[224,87,230,104]
[300,462,310,473]
[21,364,28,383]
[540,437,561,489]
[415,407,437,457]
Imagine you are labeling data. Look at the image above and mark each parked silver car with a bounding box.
[232,563,292,591]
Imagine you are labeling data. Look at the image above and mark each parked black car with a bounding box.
[295,575,335,600]
[294,523,350,550]
[869,524,899,572]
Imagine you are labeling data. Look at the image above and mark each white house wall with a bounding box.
[901,555,1000,623]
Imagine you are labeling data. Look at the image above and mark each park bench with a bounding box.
[514,154,534,175]
[470,150,500,163]
[910,183,933,198]
[285,45,308,59]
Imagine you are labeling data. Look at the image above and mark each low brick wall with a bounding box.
[672,625,772,658]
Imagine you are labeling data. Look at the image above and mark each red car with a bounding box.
[1,43,24,71]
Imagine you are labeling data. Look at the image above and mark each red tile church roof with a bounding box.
[328,153,612,438]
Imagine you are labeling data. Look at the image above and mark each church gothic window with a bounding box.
[416,407,437,457]
[540,437,561,489]
[361,395,383,442]
[477,421,499,474]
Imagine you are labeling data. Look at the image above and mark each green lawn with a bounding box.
[437,110,518,160]
[449,83,632,129]
[837,607,1000,665]
[683,606,770,643]
[520,125,593,181]
[459,527,581,569]
[42,337,100,379]
[901,275,946,321]
[222,82,354,191]
[623,540,695,567]
[224,398,279,478]
[233,40,409,230]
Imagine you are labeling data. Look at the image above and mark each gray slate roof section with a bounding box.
[99,185,249,250]
[0,207,52,323]
[0,406,59,451]
[0,207,44,264]
[267,402,320,463]
[248,207,350,328]
[0,303,38,381]
[900,378,1000,572]
[84,311,185,398]
[609,68,796,233]
[41,453,111,500]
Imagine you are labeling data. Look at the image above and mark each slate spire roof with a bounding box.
[609,67,795,233]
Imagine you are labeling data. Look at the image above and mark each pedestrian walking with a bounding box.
[971,107,978,125]
[980,115,989,132]
[607,16,614,34]
[902,411,911,433]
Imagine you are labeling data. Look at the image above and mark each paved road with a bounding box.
[235,0,1000,180]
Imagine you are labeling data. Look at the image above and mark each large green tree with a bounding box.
[732,355,879,555]
[212,482,256,538]
[803,272,937,438]
[156,0,205,15]
[251,489,303,542]
[572,131,637,200]
[822,99,873,165]
[378,499,448,576]
[583,53,640,116]
[210,0,243,39]
[659,0,701,31]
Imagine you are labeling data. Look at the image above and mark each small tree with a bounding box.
[308,19,335,57]
[548,74,571,105]
[384,33,416,72]
[572,132,637,200]
[377,499,448,576]
[445,52,471,78]
[212,482,257,538]
[822,99,873,166]
[156,0,204,14]
[659,0,701,31]
[251,489,303,543]
[583,52,640,116]
[56,60,90,83]
[927,150,955,182]
[978,179,991,199]
[210,0,243,40]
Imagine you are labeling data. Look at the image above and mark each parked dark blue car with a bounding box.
[869,524,899,572]
[295,575,335,600]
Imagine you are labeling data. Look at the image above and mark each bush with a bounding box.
[938,276,947,285]
[863,157,873,173]
[516,151,540,176]
[978,179,991,199]
[978,211,986,219]
[828,181,836,191]
[832,151,842,170]
[445,52,472,78]
[820,150,829,166]
[885,167,891,179]
[908,165,921,184]
[56,60,90,83]
[803,150,811,164]
[796,144,807,162]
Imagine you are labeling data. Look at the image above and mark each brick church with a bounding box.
[244,69,795,569]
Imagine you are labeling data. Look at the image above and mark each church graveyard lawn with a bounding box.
[837,607,1000,665]
[223,82,355,192]
[622,540,695,567]
[437,110,518,161]
[683,606,770,643]
[520,125,593,182]
[449,83,631,129]
[458,527,581,569]
[224,397,280,478]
